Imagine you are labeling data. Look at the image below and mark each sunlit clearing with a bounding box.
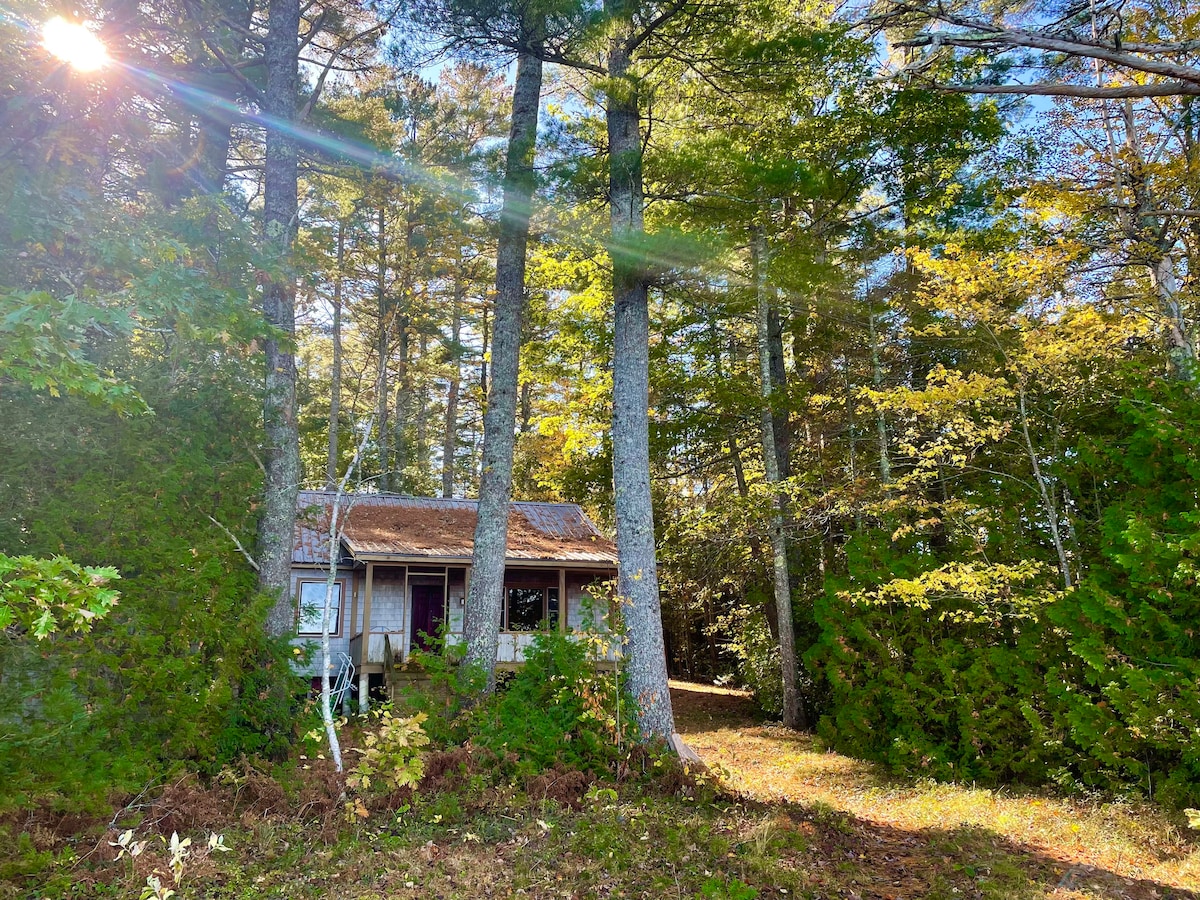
[42,17,108,71]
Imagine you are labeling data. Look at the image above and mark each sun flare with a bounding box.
[42,17,108,71]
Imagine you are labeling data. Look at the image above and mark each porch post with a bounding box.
[401,565,410,660]
[558,568,567,634]
[345,576,359,717]
[359,561,374,712]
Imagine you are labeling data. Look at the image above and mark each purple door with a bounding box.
[410,584,445,651]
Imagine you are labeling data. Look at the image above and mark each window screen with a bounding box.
[505,587,545,631]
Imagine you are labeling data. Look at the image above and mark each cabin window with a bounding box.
[297,579,343,636]
[504,586,560,632]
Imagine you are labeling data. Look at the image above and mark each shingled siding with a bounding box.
[368,568,407,634]
[290,565,353,679]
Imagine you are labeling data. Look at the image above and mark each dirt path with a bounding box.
[671,681,1200,900]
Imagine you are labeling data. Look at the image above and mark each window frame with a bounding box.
[296,577,346,637]
[503,585,561,632]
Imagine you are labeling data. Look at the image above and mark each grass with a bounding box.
[2,682,1198,899]
[672,680,1200,899]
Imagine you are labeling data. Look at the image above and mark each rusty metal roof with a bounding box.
[294,491,618,566]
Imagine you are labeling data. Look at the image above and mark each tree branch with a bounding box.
[899,29,1200,86]
[201,38,266,105]
[207,515,261,572]
[937,80,1200,98]
[627,0,687,55]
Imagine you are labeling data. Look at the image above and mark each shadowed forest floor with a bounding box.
[6,683,1200,899]
[671,681,1200,900]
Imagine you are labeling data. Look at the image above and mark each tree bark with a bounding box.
[480,304,489,401]
[394,319,411,488]
[606,6,675,741]
[767,304,789,478]
[376,206,391,492]
[442,270,463,498]
[754,225,802,730]
[258,0,302,635]
[415,333,430,482]
[1016,379,1073,590]
[463,46,544,690]
[326,219,346,491]
[869,311,891,484]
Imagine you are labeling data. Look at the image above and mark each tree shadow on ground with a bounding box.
[749,798,1200,900]
[670,683,1200,900]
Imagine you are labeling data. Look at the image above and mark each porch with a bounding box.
[340,560,615,708]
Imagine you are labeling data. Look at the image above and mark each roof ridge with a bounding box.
[297,490,585,510]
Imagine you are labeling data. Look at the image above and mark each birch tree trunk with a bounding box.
[606,6,675,741]
[1016,379,1073,589]
[463,46,544,690]
[753,226,801,730]
[258,0,302,634]
[320,497,346,773]
[320,391,385,772]
[326,220,346,491]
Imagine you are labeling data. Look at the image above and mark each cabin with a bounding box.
[290,491,618,706]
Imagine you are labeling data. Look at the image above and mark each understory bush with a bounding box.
[464,631,638,779]
[720,597,783,718]
[809,387,1200,807]
[397,626,644,783]
[1039,391,1200,807]
[808,547,1057,785]
[0,379,304,810]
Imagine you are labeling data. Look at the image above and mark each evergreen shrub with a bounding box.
[463,631,637,779]
[809,543,1056,785]
[809,386,1200,807]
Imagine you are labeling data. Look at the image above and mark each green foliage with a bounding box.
[720,598,782,717]
[215,636,308,765]
[465,631,637,778]
[1039,389,1200,806]
[811,384,1200,806]
[348,709,430,793]
[0,368,301,808]
[396,631,485,746]
[697,876,759,900]
[0,553,119,638]
[810,534,1058,784]
[0,289,147,413]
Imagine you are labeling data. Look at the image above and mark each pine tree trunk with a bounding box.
[415,334,430,482]
[479,305,489,401]
[376,206,391,492]
[753,226,801,730]
[868,311,891,483]
[606,9,675,741]
[258,0,301,635]
[394,319,411,488]
[463,47,544,690]
[442,271,463,498]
